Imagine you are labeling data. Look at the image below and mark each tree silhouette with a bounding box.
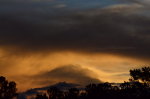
[34,66,150,99]
[47,87,64,99]
[130,66,150,83]
[35,93,48,99]
[66,88,79,99]
[0,76,17,99]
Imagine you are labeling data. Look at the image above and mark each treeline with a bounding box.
[35,81,150,99]
[33,66,150,99]
[1,67,150,99]
[0,76,17,99]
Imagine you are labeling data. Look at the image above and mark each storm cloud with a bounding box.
[14,65,101,91]
[1,0,150,91]
[31,65,101,85]
[0,1,150,60]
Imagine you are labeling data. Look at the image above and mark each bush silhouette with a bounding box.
[0,76,17,99]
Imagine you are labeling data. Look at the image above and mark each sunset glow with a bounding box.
[0,0,150,92]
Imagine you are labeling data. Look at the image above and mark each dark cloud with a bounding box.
[15,65,101,90]
[34,65,101,85]
[0,1,150,60]
[126,0,150,5]
[1,0,150,91]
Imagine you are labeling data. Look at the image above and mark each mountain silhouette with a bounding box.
[18,82,80,99]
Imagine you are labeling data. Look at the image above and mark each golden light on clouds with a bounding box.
[0,48,148,91]
[0,0,150,95]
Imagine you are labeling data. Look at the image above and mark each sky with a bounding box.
[0,0,150,92]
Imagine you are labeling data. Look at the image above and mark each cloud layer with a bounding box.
[0,2,150,59]
[14,65,101,91]
[0,0,150,91]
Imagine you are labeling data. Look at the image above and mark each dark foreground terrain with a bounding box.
[1,66,150,99]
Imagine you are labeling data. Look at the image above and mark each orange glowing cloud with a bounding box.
[0,48,148,91]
